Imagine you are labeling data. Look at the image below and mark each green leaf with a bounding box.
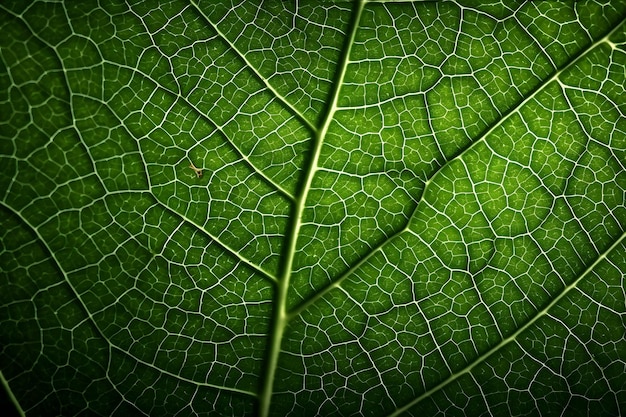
[1,1,625,416]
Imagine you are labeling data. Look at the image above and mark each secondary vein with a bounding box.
[189,0,317,134]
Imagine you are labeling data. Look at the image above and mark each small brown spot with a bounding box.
[189,162,203,178]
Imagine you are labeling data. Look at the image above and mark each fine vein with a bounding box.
[0,201,259,400]
[385,231,626,417]
[189,0,316,134]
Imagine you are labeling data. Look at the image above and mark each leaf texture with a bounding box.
[1,1,625,416]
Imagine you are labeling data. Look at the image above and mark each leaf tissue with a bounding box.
[1,0,625,416]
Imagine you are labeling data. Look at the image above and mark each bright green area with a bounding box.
[1,1,625,416]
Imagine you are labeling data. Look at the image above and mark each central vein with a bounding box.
[257,1,366,416]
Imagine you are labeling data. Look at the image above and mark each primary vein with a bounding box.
[257,1,366,416]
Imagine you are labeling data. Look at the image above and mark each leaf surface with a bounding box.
[1,1,625,416]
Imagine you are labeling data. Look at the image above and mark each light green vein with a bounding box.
[257,1,366,416]
[0,371,25,417]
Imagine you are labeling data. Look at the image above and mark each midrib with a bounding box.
[257,1,366,416]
